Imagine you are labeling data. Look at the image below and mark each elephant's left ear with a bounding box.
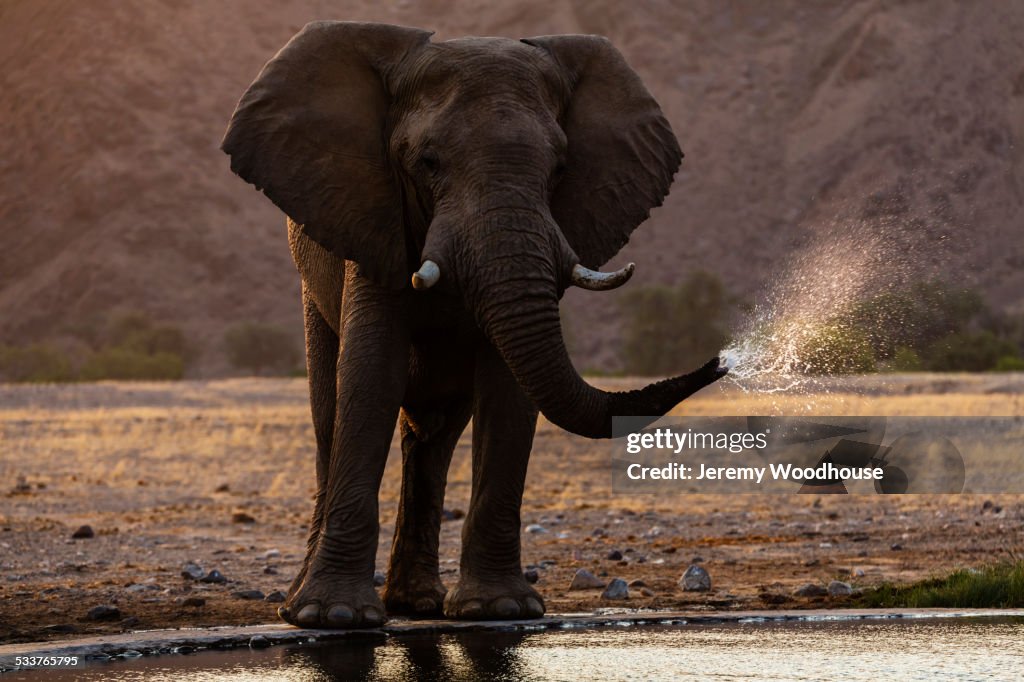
[522,35,682,269]
[222,22,433,288]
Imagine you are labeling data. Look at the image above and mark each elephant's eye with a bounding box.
[419,150,440,175]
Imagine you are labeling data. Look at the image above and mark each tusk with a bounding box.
[571,262,635,291]
[412,260,440,290]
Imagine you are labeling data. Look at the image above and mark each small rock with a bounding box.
[120,617,140,629]
[569,568,606,590]
[758,592,790,604]
[233,589,265,600]
[126,583,159,593]
[44,623,78,633]
[628,579,646,588]
[87,605,121,621]
[232,512,256,524]
[828,580,853,597]
[264,591,286,603]
[373,571,386,587]
[890,543,904,551]
[524,569,539,584]
[524,524,547,534]
[982,500,993,511]
[263,566,278,575]
[181,562,205,581]
[606,549,623,561]
[71,525,95,539]
[680,564,711,592]
[214,483,230,492]
[261,549,281,560]
[591,528,607,537]
[852,568,866,577]
[201,569,227,584]
[691,556,704,564]
[249,635,271,649]
[794,583,828,597]
[639,587,655,597]
[601,578,629,600]
[441,508,465,521]
[181,597,206,607]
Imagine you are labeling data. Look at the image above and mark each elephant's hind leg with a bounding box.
[287,285,339,602]
[443,345,544,620]
[384,401,471,617]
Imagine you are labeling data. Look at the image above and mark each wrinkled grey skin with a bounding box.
[222,21,726,628]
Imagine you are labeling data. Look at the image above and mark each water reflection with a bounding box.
[15,617,1024,681]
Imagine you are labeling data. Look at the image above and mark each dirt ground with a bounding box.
[1,374,1021,644]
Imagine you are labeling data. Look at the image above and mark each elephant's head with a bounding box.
[222,22,726,438]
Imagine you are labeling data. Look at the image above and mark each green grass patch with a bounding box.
[856,561,1024,608]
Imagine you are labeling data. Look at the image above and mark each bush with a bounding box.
[995,355,1024,372]
[619,271,737,376]
[925,331,1018,372]
[891,346,923,372]
[79,348,185,381]
[799,323,876,375]
[224,322,300,376]
[0,344,74,383]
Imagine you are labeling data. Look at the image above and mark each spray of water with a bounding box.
[720,220,893,395]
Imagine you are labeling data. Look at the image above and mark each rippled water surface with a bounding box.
[23,617,1024,681]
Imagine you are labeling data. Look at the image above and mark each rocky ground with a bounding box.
[1,374,1021,644]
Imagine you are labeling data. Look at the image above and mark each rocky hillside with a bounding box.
[2,0,1022,373]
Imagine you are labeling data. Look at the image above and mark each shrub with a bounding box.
[0,344,74,383]
[79,348,184,381]
[925,331,1017,372]
[995,355,1024,372]
[798,323,876,375]
[619,271,737,376]
[891,346,923,372]
[224,322,300,376]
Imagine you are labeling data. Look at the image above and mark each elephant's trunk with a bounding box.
[461,215,725,439]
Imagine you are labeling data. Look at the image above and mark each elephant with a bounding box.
[221,21,727,628]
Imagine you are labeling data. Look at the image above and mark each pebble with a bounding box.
[181,597,206,607]
[71,525,95,539]
[601,578,629,600]
[441,508,465,521]
[569,568,606,590]
[263,566,278,575]
[265,591,286,603]
[126,584,160,593]
[232,512,256,524]
[373,571,386,587]
[201,569,227,584]
[680,564,711,592]
[232,589,265,600]
[87,605,121,621]
[890,543,904,551]
[181,563,205,581]
[591,528,607,537]
[628,579,646,588]
[639,587,655,597]
[606,549,623,560]
[852,568,866,577]
[249,635,271,649]
[120,617,140,629]
[794,583,828,597]
[524,524,547,534]
[828,580,853,596]
[261,549,281,560]
[524,569,539,584]
[691,556,704,564]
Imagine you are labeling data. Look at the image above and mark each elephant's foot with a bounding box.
[278,570,385,629]
[382,569,447,617]
[443,574,545,620]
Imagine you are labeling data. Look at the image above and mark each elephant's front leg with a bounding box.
[280,267,409,629]
[443,345,544,620]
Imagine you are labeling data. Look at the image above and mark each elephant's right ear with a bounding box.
[221,22,432,288]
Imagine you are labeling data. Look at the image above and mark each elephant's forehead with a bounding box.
[412,37,563,100]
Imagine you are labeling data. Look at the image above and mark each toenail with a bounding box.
[523,597,544,618]
[277,606,291,621]
[296,603,321,626]
[492,597,521,619]
[325,604,354,626]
